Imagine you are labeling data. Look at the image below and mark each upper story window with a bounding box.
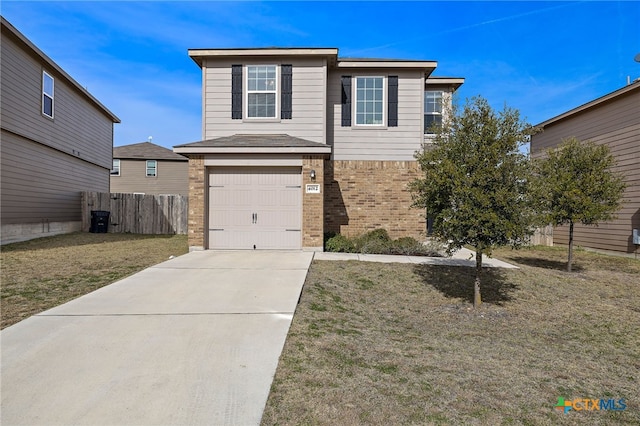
[146,160,157,177]
[355,77,385,126]
[111,159,120,176]
[341,75,397,128]
[424,91,443,134]
[231,64,292,120]
[247,65,277,118]
[42,71,54,118]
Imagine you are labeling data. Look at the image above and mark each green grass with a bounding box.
[261,246,640,425]
[1,232,188,328]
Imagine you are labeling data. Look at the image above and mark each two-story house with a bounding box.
[0,17,120,244]
[174,48,463,251]
[111,142,189,196]
[531,80,640,254]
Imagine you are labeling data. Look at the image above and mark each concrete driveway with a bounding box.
[1,250,313,426]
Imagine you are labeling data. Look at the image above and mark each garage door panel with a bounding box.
[253,230,301,250]
[257,211,300,228]
[255,190,279,206]
[210,230,256,250]
[277,189,301,207]
[208,167,302,250]
[210,171,248,186]
[209,188,252,205]
[210,210,252,228]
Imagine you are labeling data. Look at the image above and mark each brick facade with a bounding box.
[302,156,325,249]
[324,160,426,240]
[187,156,205,250]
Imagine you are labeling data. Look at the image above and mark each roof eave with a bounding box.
[188,47,340,67]
[426,77,465,91]
[337,59,438,70]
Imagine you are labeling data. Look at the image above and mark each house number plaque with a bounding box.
[305,184,321,194]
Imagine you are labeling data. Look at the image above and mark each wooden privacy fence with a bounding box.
[82,192,188,234]
[529,225,553,246]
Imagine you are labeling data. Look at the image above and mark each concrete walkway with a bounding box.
[1,251,313,426]
[314,247,518,269]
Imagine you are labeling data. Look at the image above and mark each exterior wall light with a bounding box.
[310,169,316,180]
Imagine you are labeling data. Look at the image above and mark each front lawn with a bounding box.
[1,232,188,329]
[262,246,640,425]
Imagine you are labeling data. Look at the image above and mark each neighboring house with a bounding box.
[0,17,120,245]
[174,47,463,251]
[531,80,640,254]
[111,142,189,196]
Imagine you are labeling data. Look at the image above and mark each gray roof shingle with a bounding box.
[174,134,329,149]
[114,142,188,161]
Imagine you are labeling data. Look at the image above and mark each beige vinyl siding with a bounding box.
[0,29,114,170]
[110,159,189,196]
[1,131,108,224]
[327,69,424,161]
[202,57,326,143]
[531,87,640,253]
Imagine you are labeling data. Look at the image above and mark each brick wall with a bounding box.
[324,160,426,240]
[187,155,205,249]
[302,156,324,249]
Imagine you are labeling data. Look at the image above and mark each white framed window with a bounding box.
[246,65,277,118]
[424,91,443,134]
[42,71,54,118]
[111,159,120,176]
[146,160,157,177]
[355,76,385,126]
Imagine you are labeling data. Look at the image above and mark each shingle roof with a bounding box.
[174,134,329,149]
[114,142,188,161]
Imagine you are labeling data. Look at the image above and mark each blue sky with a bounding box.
[2,1,639,149]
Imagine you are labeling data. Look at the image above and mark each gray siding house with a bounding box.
[175,48,463,251]
[111,142,188,196]
[0,17,120,244]
[531,80,640,254]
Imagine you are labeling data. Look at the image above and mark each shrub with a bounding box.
[324,229,443,257]
[325,233,356,253]
[389,237,423,255]
[354,229,392,254]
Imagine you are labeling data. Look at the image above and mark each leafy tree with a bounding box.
[410,96,535,308]
[532,137,626,272]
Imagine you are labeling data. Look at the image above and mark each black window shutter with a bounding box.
[231,64,243,119]
[341,76,351,127]
[281,64,292,119]
[388,75,398,127]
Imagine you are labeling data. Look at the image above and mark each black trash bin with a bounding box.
[90,210,110,233]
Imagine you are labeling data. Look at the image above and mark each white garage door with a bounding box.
[208,167,302,250]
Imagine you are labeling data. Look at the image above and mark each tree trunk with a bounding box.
[474,251,482,308]
[568,221,574,272]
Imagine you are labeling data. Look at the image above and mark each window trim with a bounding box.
[42,70,54,119]
[245,64,279,120]
[353,75,387,128]
[146,160,157,177]
[424,90,444,135]
[111,159,120,176]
